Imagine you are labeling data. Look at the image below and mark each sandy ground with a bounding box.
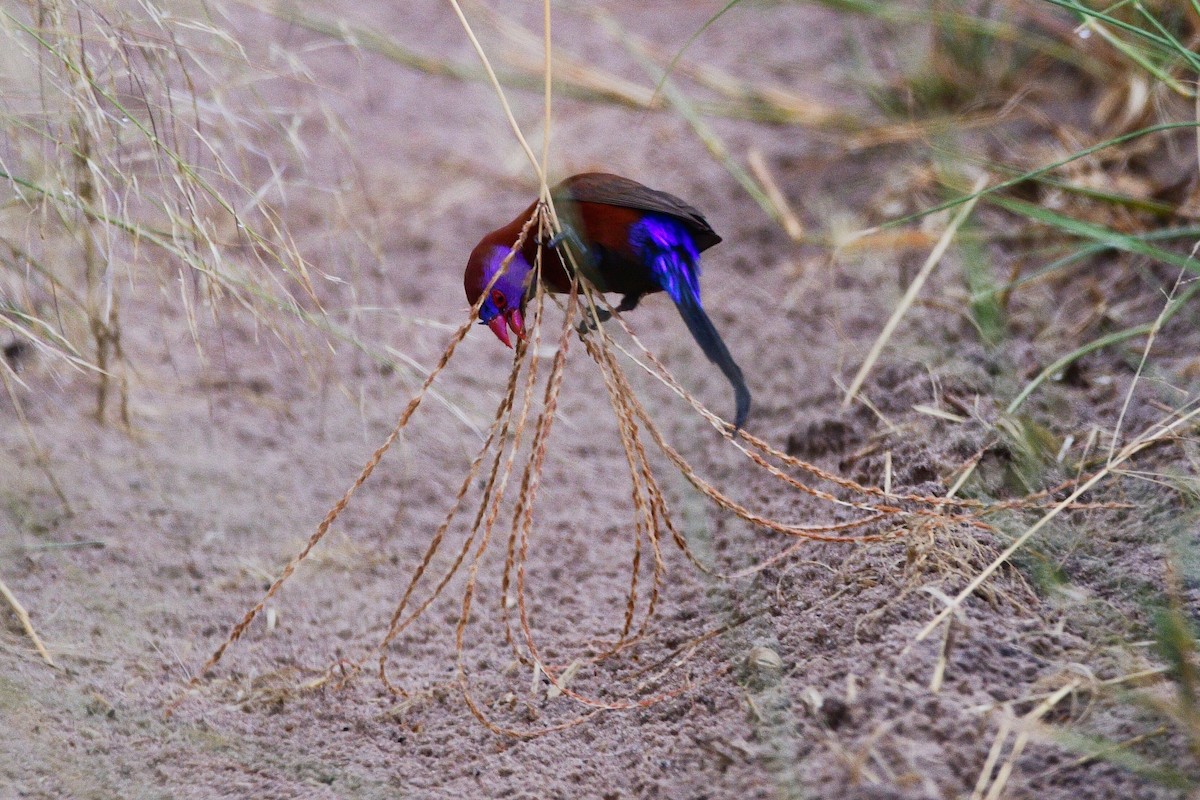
[3,2,1199,798]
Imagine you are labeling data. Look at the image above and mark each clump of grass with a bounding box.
[0,2,347,426]
[1033,512,1200,790]
[1152,557,1200,757]
[816,1,1200,385]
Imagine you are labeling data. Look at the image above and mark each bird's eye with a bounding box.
[490,289,507,310]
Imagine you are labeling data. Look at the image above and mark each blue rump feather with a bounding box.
[628,215,751,429]
[629,216,702,304]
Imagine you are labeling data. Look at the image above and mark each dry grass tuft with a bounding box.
[0,1,390,426]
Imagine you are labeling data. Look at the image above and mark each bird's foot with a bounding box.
[614,293,642,314]
[574,312,607,340]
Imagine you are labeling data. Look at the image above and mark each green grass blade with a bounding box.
[1006,281,1200,414]
[1049,728,1195,790]
[1041,0,1177,53]
[1134,2,1200,73]
[888,121,1200,228]
[973,227,1200,303]
[959,222,1005,345]
[1083,18,1194,96]
[987,195,1200,276]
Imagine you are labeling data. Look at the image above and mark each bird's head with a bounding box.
[464,240,532,348]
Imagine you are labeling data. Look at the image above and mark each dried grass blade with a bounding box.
[842,175,987,408]
[0,575,56,667]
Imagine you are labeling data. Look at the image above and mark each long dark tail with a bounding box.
[674,292,752,430]
[634,215,751,429]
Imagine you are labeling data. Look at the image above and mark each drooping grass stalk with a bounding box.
[888,122,1200,228]
[1006,280,1200,414]
[1044,0,1200,75]
[152,0,1200,756]
[987,194,1200,276]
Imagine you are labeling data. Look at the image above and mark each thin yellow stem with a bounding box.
[446,0,545,185]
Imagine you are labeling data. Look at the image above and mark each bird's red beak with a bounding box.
[488,315,512,348]
[486,309,526,349]
[508,308,525,340]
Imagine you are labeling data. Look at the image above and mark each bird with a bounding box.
[464,172,751,430]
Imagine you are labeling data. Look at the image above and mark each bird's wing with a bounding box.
[555,173,721,252]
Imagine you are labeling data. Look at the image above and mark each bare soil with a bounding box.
[2,3,1198,799]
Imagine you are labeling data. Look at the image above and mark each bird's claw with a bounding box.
[574,305,612,338]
